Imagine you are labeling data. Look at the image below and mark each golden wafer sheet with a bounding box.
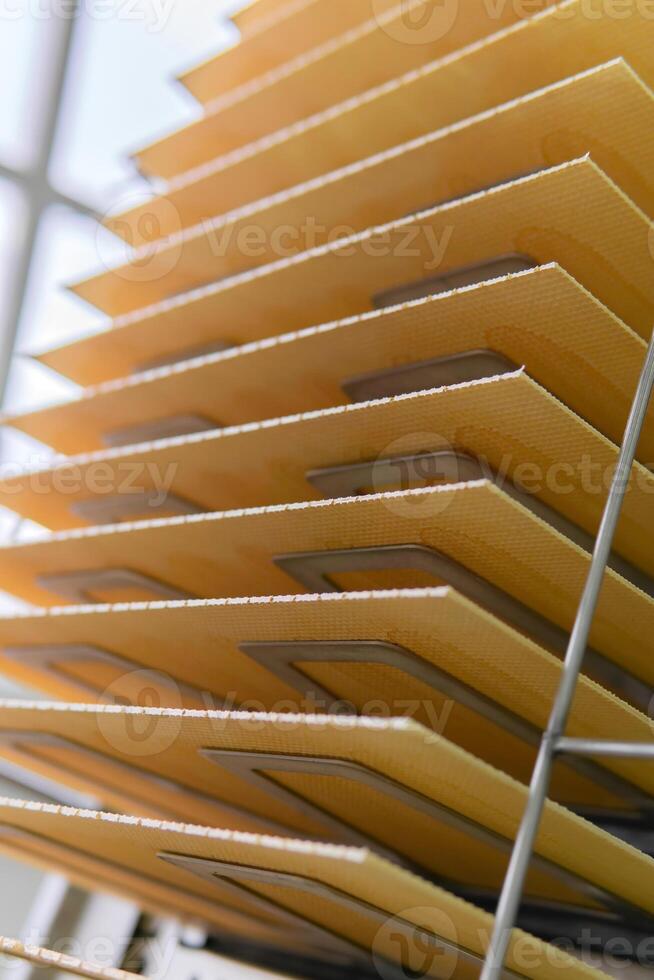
[228,0,324,39]
[130,0,654,250]
[132,0,554,179]
[107,59,654,269]
[12,267,653,462]
[2,374,653,606]
[0,797,629,979]
[0,485,651,706]
[133,0,654,181]
[0,687,652,860]
[0,805,296,951]
[0,587,649,809]
[36,160,654,386]
[181,0,403,103]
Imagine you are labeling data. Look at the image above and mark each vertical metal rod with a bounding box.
[0,1,81,405]
[480,327,654,980]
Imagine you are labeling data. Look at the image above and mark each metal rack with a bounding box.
[481,328,654,980]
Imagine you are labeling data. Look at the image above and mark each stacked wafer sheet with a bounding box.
[0,0,653,976]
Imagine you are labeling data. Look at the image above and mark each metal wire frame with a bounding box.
[0,10,120,977]
[0,0,97,405]
[1,10,653,977]
[480,327,654,980]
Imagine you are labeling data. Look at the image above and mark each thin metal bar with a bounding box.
[0,1,82,405]
[0,161,26,183]
[0,159,95,214]
[557,738,654,760]
[0,158,98,218]
[480,327,654,980]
